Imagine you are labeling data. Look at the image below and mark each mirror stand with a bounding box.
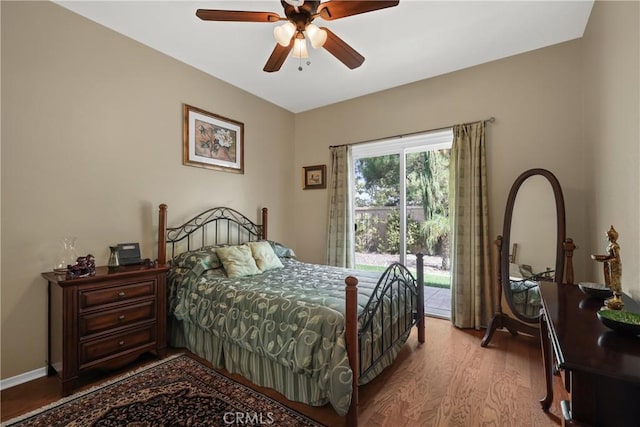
[481,235,575,347]
[482,236,536,346]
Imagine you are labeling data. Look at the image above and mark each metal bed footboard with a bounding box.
[344,253,425,424]
[357,255,425,380]
[357,254,425,379]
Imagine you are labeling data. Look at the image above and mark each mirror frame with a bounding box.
[500,168,566,323]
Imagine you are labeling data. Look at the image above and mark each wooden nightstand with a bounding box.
[42,264,170,396]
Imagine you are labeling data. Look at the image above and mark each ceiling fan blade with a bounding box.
[321,28,364,69]
[196,9,281,23]
[263,39,295,72]
[317,1,399,20]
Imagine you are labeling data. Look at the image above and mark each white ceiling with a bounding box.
[54,1,594,113]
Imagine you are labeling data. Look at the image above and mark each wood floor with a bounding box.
[1,317,567,426]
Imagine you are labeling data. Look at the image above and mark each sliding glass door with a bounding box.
[352,129,453,315]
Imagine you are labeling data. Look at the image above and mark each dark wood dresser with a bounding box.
[539,282,640,426]
[42,264,169,396]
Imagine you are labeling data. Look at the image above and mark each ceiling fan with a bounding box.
[196,0,400,72]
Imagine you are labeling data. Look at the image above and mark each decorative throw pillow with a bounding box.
[171,246,223,271]
[519,264,534,279]
[268,240,297,259]
[247,241,284,272]
[215,245,261,278]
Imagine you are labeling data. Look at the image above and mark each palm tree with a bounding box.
[420,214,450,270]
[414,150,450,269]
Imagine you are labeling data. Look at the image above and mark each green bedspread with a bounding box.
[167,254,414,415]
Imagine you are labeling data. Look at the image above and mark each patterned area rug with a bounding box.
[3,354,325,426]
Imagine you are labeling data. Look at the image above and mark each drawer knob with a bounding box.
[118,292,126,298]
[118,315,125,321]
[118,341,125,346]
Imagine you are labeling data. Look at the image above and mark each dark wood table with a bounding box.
[539,282,640,426]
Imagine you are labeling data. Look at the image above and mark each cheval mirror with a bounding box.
[481,168,574,347]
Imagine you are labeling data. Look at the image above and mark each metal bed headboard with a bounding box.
[157,204,267,264]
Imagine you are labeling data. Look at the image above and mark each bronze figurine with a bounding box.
[591,225,623,309]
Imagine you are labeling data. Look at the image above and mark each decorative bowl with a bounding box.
[596,309,640,336]
[578,282,613,299]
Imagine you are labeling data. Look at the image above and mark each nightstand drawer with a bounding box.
[80,280,156,309]
[80,300,156,337]
[80,325,156,366]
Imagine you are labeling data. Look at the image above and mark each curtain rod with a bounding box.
[329,116,495,149]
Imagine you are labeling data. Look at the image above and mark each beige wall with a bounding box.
[1,1,295,379]
[582,0,640,300]
[293,40,589,278]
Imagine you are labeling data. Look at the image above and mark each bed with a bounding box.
[156,204,425,424]
[508,262,554,317]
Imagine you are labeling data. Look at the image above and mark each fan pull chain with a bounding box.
[297,49,311,72]
[298,58,312,71]
[298,59,312,71]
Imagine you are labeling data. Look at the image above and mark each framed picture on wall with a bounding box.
[183,104,244,174]
[303,165,326,190]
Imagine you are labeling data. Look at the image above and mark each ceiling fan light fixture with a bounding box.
[274,22,296,46]
[291,37,309,59]
[305,24,327,49]
[196,0,399,72]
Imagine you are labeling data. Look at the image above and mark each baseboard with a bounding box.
[0,366,47,390]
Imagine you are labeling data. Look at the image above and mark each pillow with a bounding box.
[247,241,284,272]
[215,245,261,278]
[171,246,223,271]
[519,264,534,279]
[268,240,297,258]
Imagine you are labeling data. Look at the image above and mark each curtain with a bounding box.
[326,146,354,268]
[449,121,494,329]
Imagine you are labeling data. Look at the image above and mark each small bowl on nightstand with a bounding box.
[578,282,613,299]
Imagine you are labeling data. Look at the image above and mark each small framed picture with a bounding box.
[183,104,244,174]
[303,165,326,190]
